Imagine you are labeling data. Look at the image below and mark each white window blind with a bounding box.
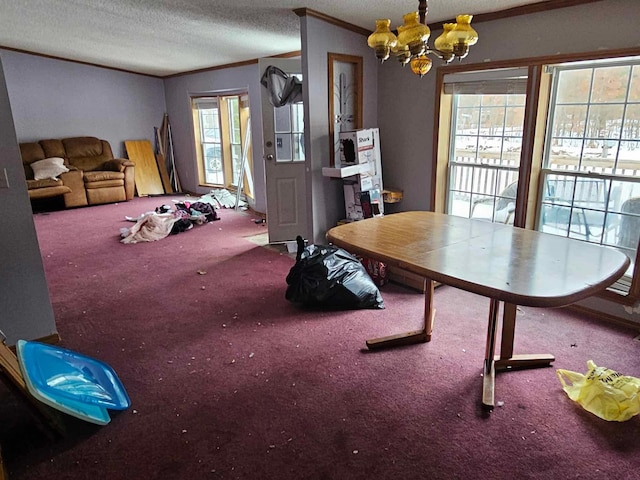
[443,67,528,95]
[192,97,218,110]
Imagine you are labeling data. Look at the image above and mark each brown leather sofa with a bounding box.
[20,137,135,207]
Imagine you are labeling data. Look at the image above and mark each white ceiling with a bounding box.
[0,0,543,77]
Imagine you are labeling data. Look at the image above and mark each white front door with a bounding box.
[259,58,309,244]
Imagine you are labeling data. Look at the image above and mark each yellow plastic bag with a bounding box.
[556,360,640,422]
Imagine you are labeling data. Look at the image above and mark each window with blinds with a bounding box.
[438,58,640,299]
[191,93,252,196]
[444,68,528,224]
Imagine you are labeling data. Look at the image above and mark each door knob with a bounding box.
[266,154,274,161]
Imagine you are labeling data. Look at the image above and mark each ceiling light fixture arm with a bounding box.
[418,0,427,24]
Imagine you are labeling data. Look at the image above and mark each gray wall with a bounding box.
[0,49,166,344]
[0,49,166,157]
[0,57,57,345]
[300,15,378,244]
[163,12,380,233]
[162,64,266,213]
[377,0,640,323]
[380,0,640,212]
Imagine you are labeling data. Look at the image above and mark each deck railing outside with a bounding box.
[448,150,640,280]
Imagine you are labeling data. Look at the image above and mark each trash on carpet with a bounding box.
[200,188,247,209]
[285,240,298,253]
[556,360,640,421]
[359,257,388,287]
[285,236,385,310]
[120,195,220,244]
[16,340,130,425]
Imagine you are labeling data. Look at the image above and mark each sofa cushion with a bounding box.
[28,185,72,199]
[86,186,126,205]
[63,137,105,157]
[20,143,46,180]
[84,171,125,183]
[85,179,125,189]
[27,177,65,189]
[20,143,46,163]
[63,137,114,171]
[39,139,67,159]
[30,157,69,180]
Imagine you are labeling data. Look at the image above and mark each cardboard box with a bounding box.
[321,163,370,179]
[382,187,403,204]
[343,181,384,221]
[338,128,383,192]
[338,129,375,167]
[387,266,426,292]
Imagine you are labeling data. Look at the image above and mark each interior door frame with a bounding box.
[258,57,310,244]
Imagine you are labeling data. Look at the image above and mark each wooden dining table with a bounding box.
[326,211,630,408]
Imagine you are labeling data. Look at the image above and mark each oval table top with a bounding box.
[327,211,630,308]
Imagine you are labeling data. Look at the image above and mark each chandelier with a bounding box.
[367,0,478,77]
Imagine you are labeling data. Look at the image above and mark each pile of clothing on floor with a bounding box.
[120,199,220,244]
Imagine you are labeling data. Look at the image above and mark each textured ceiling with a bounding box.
[0,0,543,77]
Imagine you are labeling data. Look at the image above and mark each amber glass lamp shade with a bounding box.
[410,54,432,77]
[391,25,412,66]
[367,19,398,62]
[449,15,478,58]
[397,12,430,57]
[394,46,412,66]
[433,23,456,62]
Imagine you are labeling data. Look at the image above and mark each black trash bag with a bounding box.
[285,236,384,310]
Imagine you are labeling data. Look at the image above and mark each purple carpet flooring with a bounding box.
[1,195,639,479]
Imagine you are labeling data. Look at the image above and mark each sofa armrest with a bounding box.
[97,158,135,200]
[115,159,136,200]
[59,169,88,207]
[103,158,135,173]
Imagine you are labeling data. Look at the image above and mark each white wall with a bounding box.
[377,0,640,323]
[0,58,57,345]
[300,15,378,244]
[0,50,166,157]
[162,64,266,212]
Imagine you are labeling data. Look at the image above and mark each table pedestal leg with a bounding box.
[366,278,435,350]
[494,302,555,370]
[482,299,500,409]
[482,301,555,409]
